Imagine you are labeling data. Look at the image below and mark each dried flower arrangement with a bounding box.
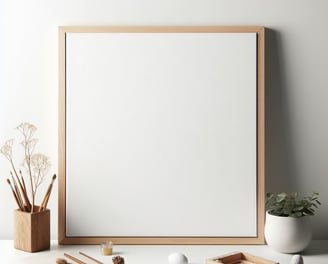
[1,122,56,212]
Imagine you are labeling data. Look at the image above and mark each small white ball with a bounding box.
[168,252,188,264]
[291,255,304,264]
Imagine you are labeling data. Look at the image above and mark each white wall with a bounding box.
[1,0,327,239]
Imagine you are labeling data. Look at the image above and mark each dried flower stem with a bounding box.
[23,134,35,212]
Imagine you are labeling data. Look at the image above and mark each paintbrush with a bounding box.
[64,253,86,264]
[19,170,31,210]
[6,178,24,211]
[79,251,103,264]
[39,174,56,212]
[11,171,30,211]
[10,175,25,211]
[10,170,27,207]
[17,170,31,211]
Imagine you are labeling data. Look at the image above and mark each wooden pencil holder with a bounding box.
[14,206,50,252]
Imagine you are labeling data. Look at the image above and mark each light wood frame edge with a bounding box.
[257,26,265,245]
[58,26,265,245]
[58,27,67,244]
[206,252,277,264]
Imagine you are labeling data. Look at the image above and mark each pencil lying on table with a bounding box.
[39,174,56,212]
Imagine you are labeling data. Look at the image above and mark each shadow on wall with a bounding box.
[265,28,297,194]
[266,29,328,240]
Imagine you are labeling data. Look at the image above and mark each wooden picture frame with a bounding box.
[59,26,265,245]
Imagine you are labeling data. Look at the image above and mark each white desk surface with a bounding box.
[0,240,327,264]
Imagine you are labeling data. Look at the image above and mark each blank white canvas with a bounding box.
[65,32,257,237]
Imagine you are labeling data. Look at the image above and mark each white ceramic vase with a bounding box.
[264,211,312,253]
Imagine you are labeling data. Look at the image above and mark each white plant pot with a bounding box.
[264,211,312,253]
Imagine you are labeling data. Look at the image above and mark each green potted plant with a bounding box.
[264,192,321,253]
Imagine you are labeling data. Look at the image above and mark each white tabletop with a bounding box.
[0,240,327,264]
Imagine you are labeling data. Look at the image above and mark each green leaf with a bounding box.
[266,193,274,200]
[290,212,303,218]
[293,206,304,212]
[291,192,298,199]
[276,193,287,202]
